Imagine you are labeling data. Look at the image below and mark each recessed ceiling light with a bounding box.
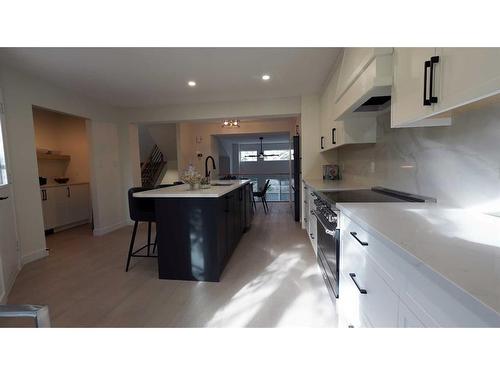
[262,74,271,81]
[188,81,196,87]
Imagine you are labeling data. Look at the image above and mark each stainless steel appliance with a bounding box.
[311,197,339,300]
[292,136,300,222]
[311,187,435,302]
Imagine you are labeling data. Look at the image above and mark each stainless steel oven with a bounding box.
[311,197,339,300]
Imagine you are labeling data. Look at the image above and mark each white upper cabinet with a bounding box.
[438,48,500,111]
[319,49,377,152]
[391,47,500,128]
[391,48,450,128]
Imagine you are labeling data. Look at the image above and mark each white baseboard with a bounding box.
[21,248,49,265]
[93,221,127,236]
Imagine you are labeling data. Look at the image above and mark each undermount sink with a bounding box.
[210,182,234,186]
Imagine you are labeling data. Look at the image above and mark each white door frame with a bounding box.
[0,87,21,302]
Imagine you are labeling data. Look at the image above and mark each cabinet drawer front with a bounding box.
[341,213,408,294]
[402,262,500,327]
[398,300,426,328]
[338,270,363,328]
[340,258,399,327]
[345,260,399,327]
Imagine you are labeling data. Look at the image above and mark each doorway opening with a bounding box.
[214,132,293,203]
[32,106,93,238]
[137,123,180,187]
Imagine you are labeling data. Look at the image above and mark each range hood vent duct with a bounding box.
[353,95,391,113]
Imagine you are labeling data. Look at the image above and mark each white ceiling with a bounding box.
[0,48,340,108]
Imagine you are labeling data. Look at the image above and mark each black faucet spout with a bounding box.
[205,156,216,178]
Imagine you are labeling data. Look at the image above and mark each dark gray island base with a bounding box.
[153,182,254,282]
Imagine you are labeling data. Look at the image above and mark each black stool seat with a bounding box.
[125,187,158,272]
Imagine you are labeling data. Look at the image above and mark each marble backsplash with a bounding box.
[337,106,500,213]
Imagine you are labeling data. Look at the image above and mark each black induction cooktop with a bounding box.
[317,187,434,205]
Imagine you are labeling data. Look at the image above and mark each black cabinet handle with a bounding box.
[349,273,367,294]
[423,59,431,106]
[320,136,324,150]
[332,128,336,145]
[0,196,8,200]
[429,55,439,104]
[67,187,71,197]
[350,231,368,246]
[41,190,47,201]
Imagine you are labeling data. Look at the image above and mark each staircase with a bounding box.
[141,144,166,187]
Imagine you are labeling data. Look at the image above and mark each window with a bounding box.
[263,149,290,161]
[265,178,290,202]
[0,116,8,186]
[240,150,257,162]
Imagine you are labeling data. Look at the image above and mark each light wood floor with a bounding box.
[3,202,338,327]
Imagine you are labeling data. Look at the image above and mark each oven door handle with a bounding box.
[311,210,336,236]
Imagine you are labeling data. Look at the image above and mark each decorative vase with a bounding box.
[189,183,200,190]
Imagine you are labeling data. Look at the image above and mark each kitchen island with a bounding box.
[134,180,254,282]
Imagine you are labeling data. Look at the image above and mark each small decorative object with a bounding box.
[181,165,202,190]
[323,164,341,180]
[200,177,211,189]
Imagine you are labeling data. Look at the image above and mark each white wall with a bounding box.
[0,64,133,272]
[121,96,301,124]
[118,123,141,225]
[177,118,296,176]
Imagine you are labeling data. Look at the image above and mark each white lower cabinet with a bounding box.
[41,188,57,230]
[307,190,317,252]
[338,211,500,327]
[68,184,91,223]
[340,224,399,327]
[41,184,90,231]
[303,183,317,254]
[398,300,425,328]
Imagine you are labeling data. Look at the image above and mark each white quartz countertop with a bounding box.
[303,178,368,192]
[337,202,500,314]
[133,179,251,198]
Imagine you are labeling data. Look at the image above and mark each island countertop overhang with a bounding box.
[133,179,252,198]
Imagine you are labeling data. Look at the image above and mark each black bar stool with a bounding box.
[253,179,271,214]
[125,187,158,272]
